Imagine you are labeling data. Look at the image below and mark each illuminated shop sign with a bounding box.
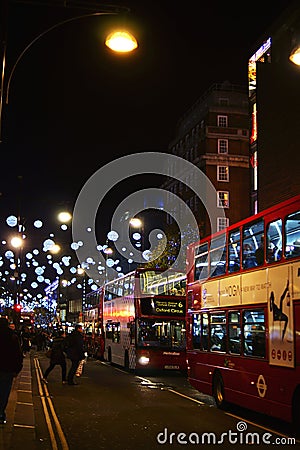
[248,37,271,92]
[250,103,257,144]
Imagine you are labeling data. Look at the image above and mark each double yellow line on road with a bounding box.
[33,357,69,450]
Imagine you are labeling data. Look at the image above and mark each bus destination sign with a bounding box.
[140,298,185,316]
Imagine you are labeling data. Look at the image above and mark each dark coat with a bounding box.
[49,336,66,364]
[65,330,85,361]
[0,326,23,374]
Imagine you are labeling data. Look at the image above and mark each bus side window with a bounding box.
[285,210,300,259]
[243,242,257,269]
[209,312,226,352]
[252,329,265,357]
[112,322,120,343]
[242,219,264,268]
[210,234,226,278]
[192,314,201,349]
[228,229,240,273]
[202,313,209,351]
[105,322,113,339]
[228,311,241,354]
[266,219,282,263]
[194,243,209,281]
[191,313,209,350]
[243,310,266,357]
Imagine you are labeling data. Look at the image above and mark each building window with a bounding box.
[218,139,228,154]
[217,217,229,232]
[217,115,228,127]
[219,98,229,106]
[217,191,229,208]
[217,166,229,182]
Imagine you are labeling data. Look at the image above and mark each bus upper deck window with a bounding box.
[285,210,300,259]
[266,219,282,263]
[194,243,209,281]
[228,228,240,273]
[210,234,226,278]
[242,219,264,268]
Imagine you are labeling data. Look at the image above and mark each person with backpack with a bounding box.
[65,324,85,385]
[0,316,23,424]
[42,330,67,384]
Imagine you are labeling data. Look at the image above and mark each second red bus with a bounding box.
[102,267,187,372]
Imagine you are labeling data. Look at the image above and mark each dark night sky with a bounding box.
[0,0,296,231]
[0,0,298,303]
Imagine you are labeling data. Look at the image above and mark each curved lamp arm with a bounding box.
[5,11,116,104]
[0,3,135,143]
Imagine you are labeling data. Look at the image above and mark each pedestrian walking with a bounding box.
[42,330,67,384]
[0,316,23,424]
[20,325,31,356]
[35,330,47,351]
[65,324,85,385]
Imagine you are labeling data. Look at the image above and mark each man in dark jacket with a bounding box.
[66,324,85,385]
[0,316,23,424]
[42,330,67,384]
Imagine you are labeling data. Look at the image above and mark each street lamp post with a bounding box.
[10,233,24,305]
[0,2,138,142]
[10,233,25,328]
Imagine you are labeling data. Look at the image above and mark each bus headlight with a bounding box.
[138,355,150,365]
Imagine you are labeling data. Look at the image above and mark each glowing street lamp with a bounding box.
[289,45,300,66]
[61,279,68,288]
[129,217,143,252]
[9,234,24,308]
[57,212,72,224]
[0,6,138,142]
[129,218,142,228]
[10,236,23,249]
[105,30,138,52]
[49,243,61,254]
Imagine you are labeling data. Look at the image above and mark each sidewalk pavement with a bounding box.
[0,353,36,450]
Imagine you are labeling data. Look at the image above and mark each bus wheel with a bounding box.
[107,347,112,363]
[213,372,226,409]
[124,351,129,371]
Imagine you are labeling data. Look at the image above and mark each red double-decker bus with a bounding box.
[186,194,300,428]
[102,267,187,372]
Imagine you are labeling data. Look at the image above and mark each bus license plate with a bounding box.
[164,365,180,370]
